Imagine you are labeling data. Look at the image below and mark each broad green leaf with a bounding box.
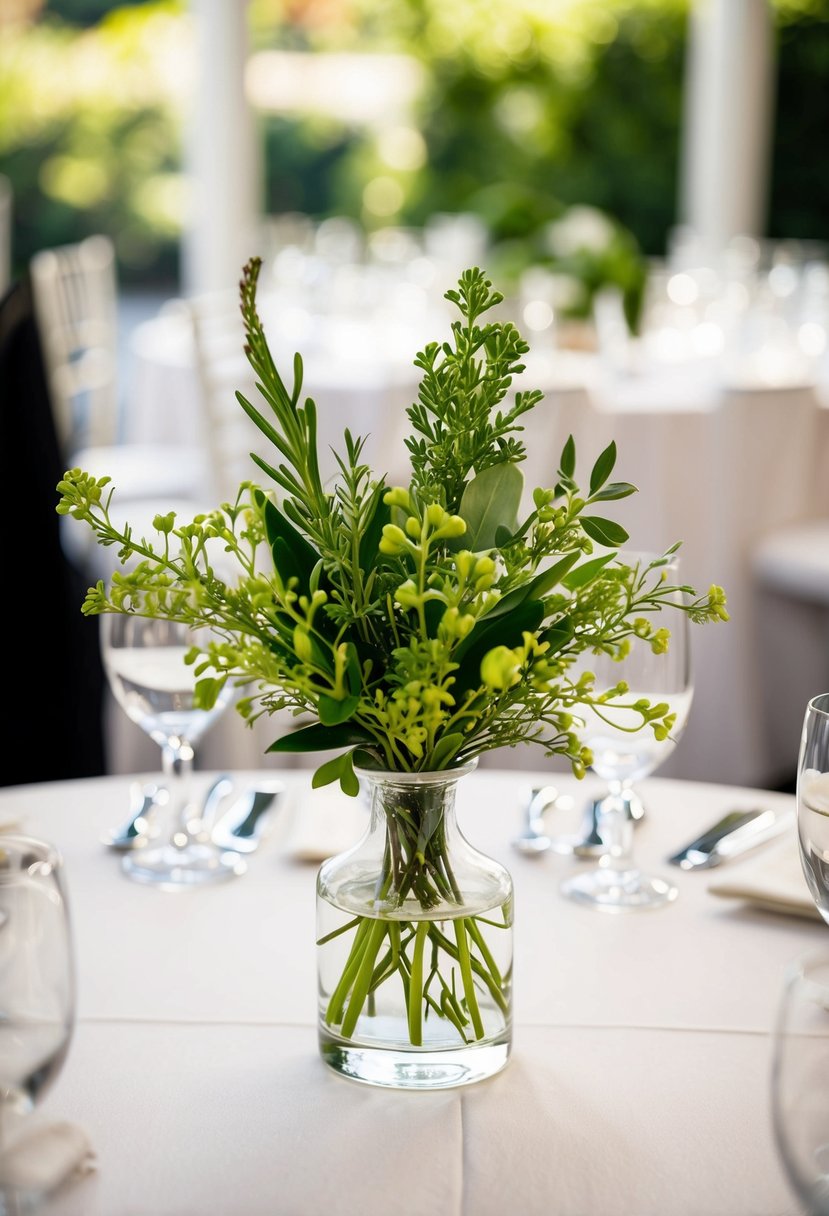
[561,552,617,591]
[559,435,576,479]
[267,722,373,753]
[484,551,581,619]
[429,733,465,770]
[318,692,361,726]
[254,490,321,588]
[193,677,222,709]
[580,516,629,547]
[457,462,523,551]
[453,600,545,695]
[539,618,573,656]
[312,751,360,796]
[358,483,391,571]
[589,481,637,503]
[344,642,363,696]
[589,441,617,495]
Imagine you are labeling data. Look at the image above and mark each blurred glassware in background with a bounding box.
[795,693,829,926]
[772,951,829,1216]
[0,836,75,1201]
[593,229,829,396]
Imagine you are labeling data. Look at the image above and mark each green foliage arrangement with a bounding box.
[57,263,727,800]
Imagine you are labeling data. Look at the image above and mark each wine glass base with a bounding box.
[121,842,246,890]
[562,865,678,912]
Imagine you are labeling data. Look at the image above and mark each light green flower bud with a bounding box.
[379,524,408,555]
[394,579,421,609]
[480,645,520,691]
[383,487,410,510]
[153,512,176,535]
[426,503,448,528]
[442,515,467,538]
[293,625,313,664]
[405,516,421,539]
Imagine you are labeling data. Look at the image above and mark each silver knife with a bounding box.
[211,782,285,853]
[667,806,795,870]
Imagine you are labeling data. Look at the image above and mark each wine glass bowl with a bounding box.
[561,555,692,910]
[772,951,829,1216]
[0,837,74,1136]
[101,615,244,889]
[796,693,829,925]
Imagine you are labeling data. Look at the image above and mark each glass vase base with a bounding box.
[121,842,246,890]
[562,865,677,912]
[319,1030,510,1090]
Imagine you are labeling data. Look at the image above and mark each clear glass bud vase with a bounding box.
[317,760,513,1089]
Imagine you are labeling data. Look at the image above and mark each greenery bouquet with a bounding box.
[57,263,727,1074]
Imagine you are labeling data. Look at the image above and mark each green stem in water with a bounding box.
[454,918,485,1040]
[408,921,429,1046]
[340,919,389,1039]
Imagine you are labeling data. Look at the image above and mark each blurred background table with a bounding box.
[5,767,821,1216]
[118,297,829,791]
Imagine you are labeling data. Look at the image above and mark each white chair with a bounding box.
[30,236,211,578]
[753,520,829,605]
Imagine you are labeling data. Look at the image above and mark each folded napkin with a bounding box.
[0,1120,95,1196]
[708,832,821,920]
[282,783,369,863]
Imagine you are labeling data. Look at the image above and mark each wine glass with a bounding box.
[561,556,692,910]
[0,837,74,1200]
[796,693,829,924]
[772,951,829,1216]
[101,615,244,889]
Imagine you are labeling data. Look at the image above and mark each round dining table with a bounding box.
[3,766,825,1215]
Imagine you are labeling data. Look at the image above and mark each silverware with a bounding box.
[102,782,168,851]
[667,806,795,870]
[210,782,285,853]
[197,774,235,835]
[511,786,569,855]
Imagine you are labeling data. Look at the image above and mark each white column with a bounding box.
[182,0,261,295]
[679,0,776,258]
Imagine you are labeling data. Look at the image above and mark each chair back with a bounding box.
[0,176,11,297]
[178,289,259,501]
[30,234,119,455]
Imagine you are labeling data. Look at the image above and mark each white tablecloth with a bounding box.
[118,319,829,789]
[3,768,825,1215]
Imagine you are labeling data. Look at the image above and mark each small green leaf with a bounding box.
[311,750,359,796]
[494,524,513,547]
[457,462,524,551]
[484,551,580,618]
[588,441,616,495]
[358,483,391,571]
[580,516,629,547]
[318,692,361,726]
[561,552,617,591]
[453,600,545,695]
[267,722,373,753]
[429,733,465,770]
[589,481,637,502]
[539,616,573,655]
[559,435,576,479]
[193,677,222,709]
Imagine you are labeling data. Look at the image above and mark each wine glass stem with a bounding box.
[597,799,635,873]
[161,738,197,844]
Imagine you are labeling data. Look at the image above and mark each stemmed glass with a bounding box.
[795,693,829,924]
[772,952,829,1216]
[561,557,693,910]
[0,837,74,1203]
[767,696,829,1213]
[101,615,244,889]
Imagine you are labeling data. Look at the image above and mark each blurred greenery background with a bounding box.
[2,0,828,311]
